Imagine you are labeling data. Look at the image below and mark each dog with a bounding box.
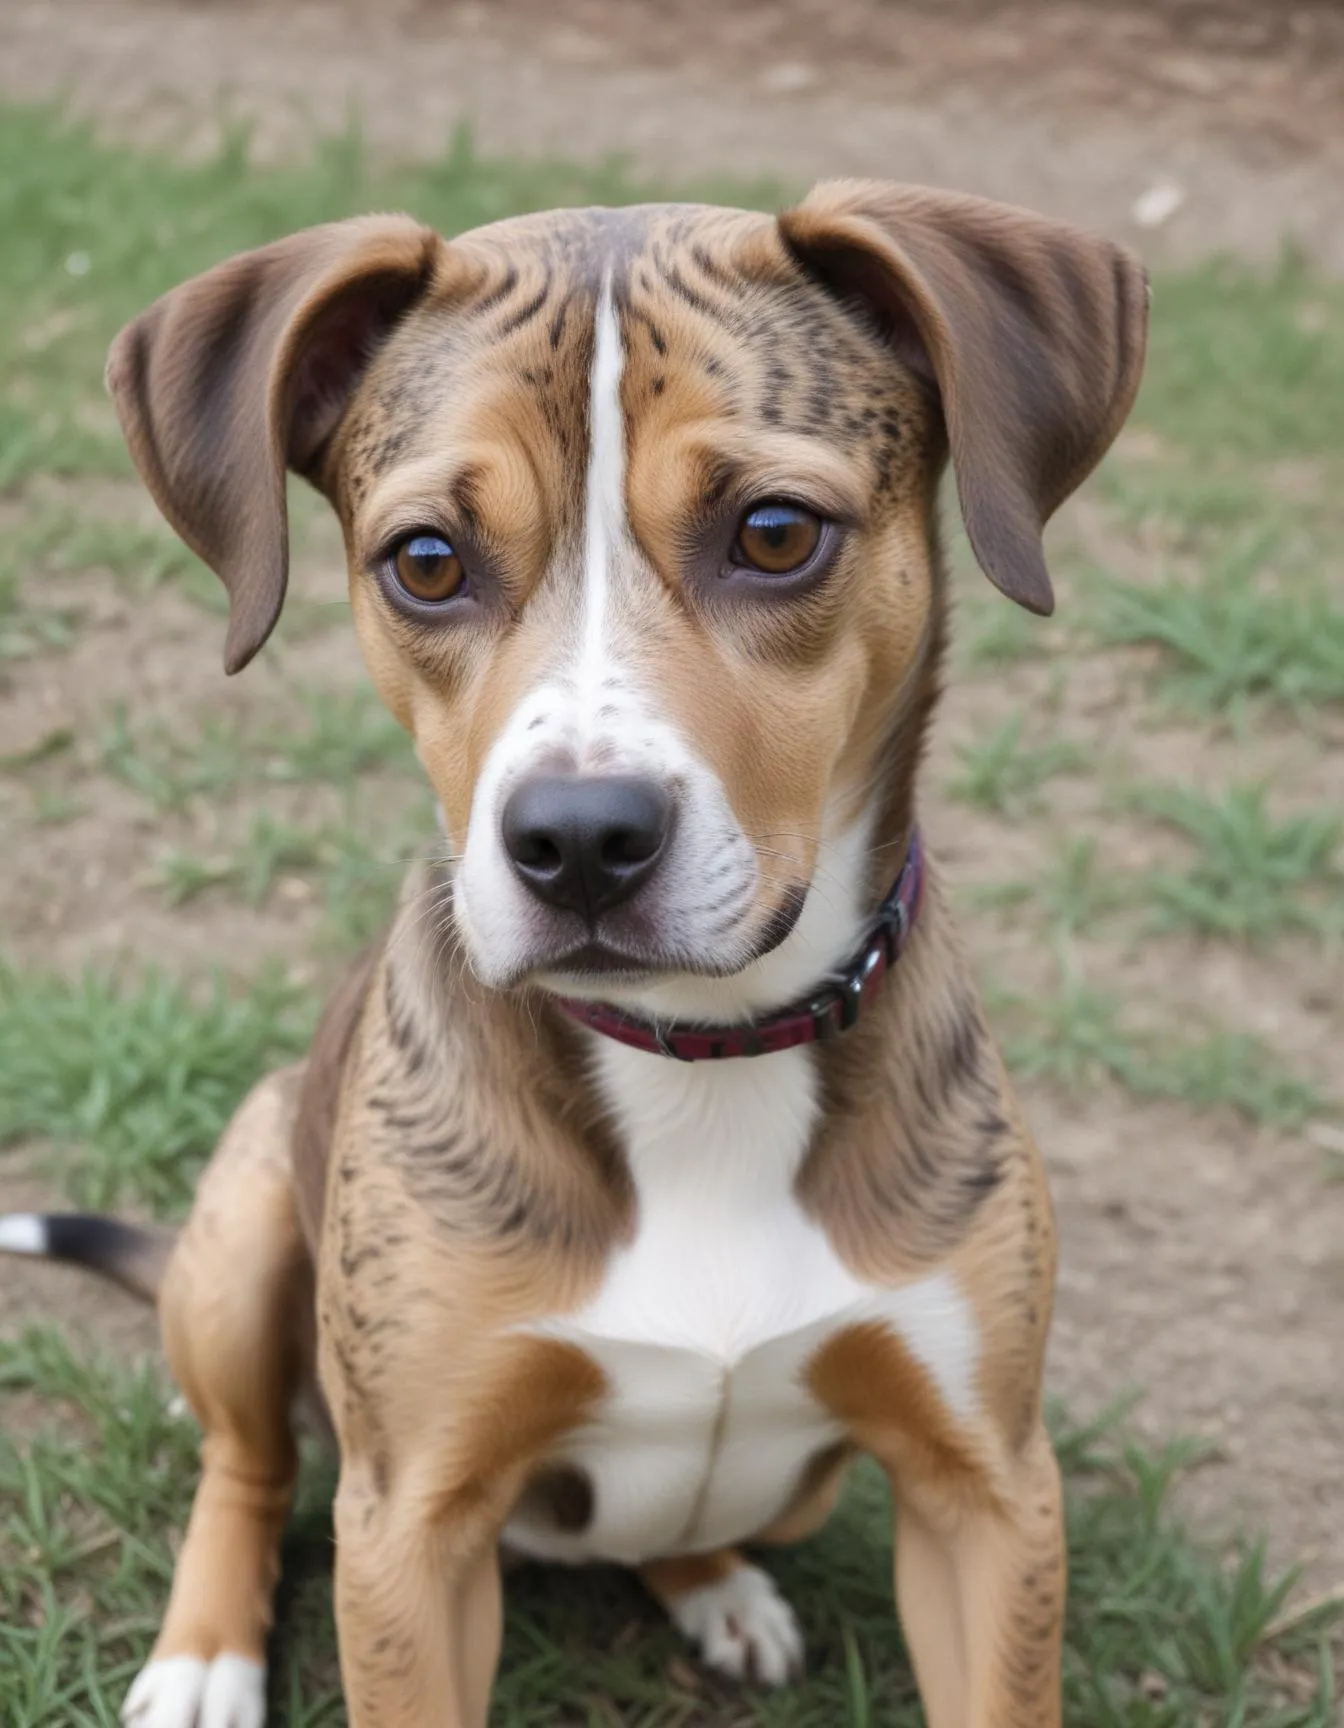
[0,180,1146,1728]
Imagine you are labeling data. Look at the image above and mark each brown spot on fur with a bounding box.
[640,1548,743,1603]
[808,1321,986,1495]
[429,1339,607,1519]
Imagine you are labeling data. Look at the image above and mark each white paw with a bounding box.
[123,1654,266,1728]
[670,1563,804,1686]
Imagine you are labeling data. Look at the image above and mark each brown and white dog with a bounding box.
[1,182,1147,1728]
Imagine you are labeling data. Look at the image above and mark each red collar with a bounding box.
[557,829,925,1060]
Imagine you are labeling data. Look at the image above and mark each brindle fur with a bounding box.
[104,182,1147,1728]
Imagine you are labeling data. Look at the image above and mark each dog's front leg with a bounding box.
[889,1419,1065,1728]
[333,1459,507,1728]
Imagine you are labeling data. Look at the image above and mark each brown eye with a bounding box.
[732,504,823,575]
[393,534,465,603]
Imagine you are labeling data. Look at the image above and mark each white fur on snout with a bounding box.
[123,1653,265,1728]
[670,1565,805,1686]
[454,672,757,987]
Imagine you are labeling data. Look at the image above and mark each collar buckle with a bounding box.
[838,968,865,1030]
[810,995,840,1041]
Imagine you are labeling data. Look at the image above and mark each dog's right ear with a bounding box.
[106,216,445,672]
[780,182,1148,617]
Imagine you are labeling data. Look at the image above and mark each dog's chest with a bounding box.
[507,1046,901,1565]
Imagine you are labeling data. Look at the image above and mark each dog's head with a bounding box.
[108,186,1146,1012]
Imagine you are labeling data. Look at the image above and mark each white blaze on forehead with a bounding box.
[579,271,629,695]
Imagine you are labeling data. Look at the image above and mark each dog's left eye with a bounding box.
[731,504,823,576]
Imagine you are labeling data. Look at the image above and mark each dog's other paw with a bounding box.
[669,1563,804,1686]
[122,1653,266,1728]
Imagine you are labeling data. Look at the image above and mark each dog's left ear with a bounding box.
[779,181,1149,614]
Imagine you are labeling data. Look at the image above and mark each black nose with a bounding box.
[501,774,672,919]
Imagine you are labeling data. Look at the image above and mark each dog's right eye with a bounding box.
[391,534,465,604]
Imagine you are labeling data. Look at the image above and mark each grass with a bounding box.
[1155,1030,1331,1128]
[973,781,1344,950]
[0,575,76,662]
[0,1328,1338,1728]
[277,690,418,785]
[1131,783,1342,942]
[150,798,435,952]
[957,588,1062,667]
[29,788,86,827]
[0,727,75,773]
[313,808,440,953]
[1092,555,1344,725]
[969,837,1132,940]
[992,968,1329,1131]
[153,813,333,908]
[948,712,1086,817]
[99,705,262,811]
[100,686,416,812]
[0,503,215,605]
[1132,252,1344,464]
[1083,254,1344,726]
[0,961,314,1215]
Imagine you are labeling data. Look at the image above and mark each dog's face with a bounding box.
[108,188,1146,1007]
[339,207,939,999]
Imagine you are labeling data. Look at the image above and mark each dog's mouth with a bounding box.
[540,939,662,984]
[527,882,810,994]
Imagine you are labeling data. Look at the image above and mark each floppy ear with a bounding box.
[106,215,445,671]
[779,180,1149,614]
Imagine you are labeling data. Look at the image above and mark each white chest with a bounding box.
[506,1043,980,1566]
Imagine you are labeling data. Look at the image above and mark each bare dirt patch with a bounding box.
[4,0,1344,270]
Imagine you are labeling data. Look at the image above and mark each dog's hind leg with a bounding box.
[123,1067,313,1728]
[641,1551,805,1687]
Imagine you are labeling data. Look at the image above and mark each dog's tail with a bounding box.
[0,1213,174,1304]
